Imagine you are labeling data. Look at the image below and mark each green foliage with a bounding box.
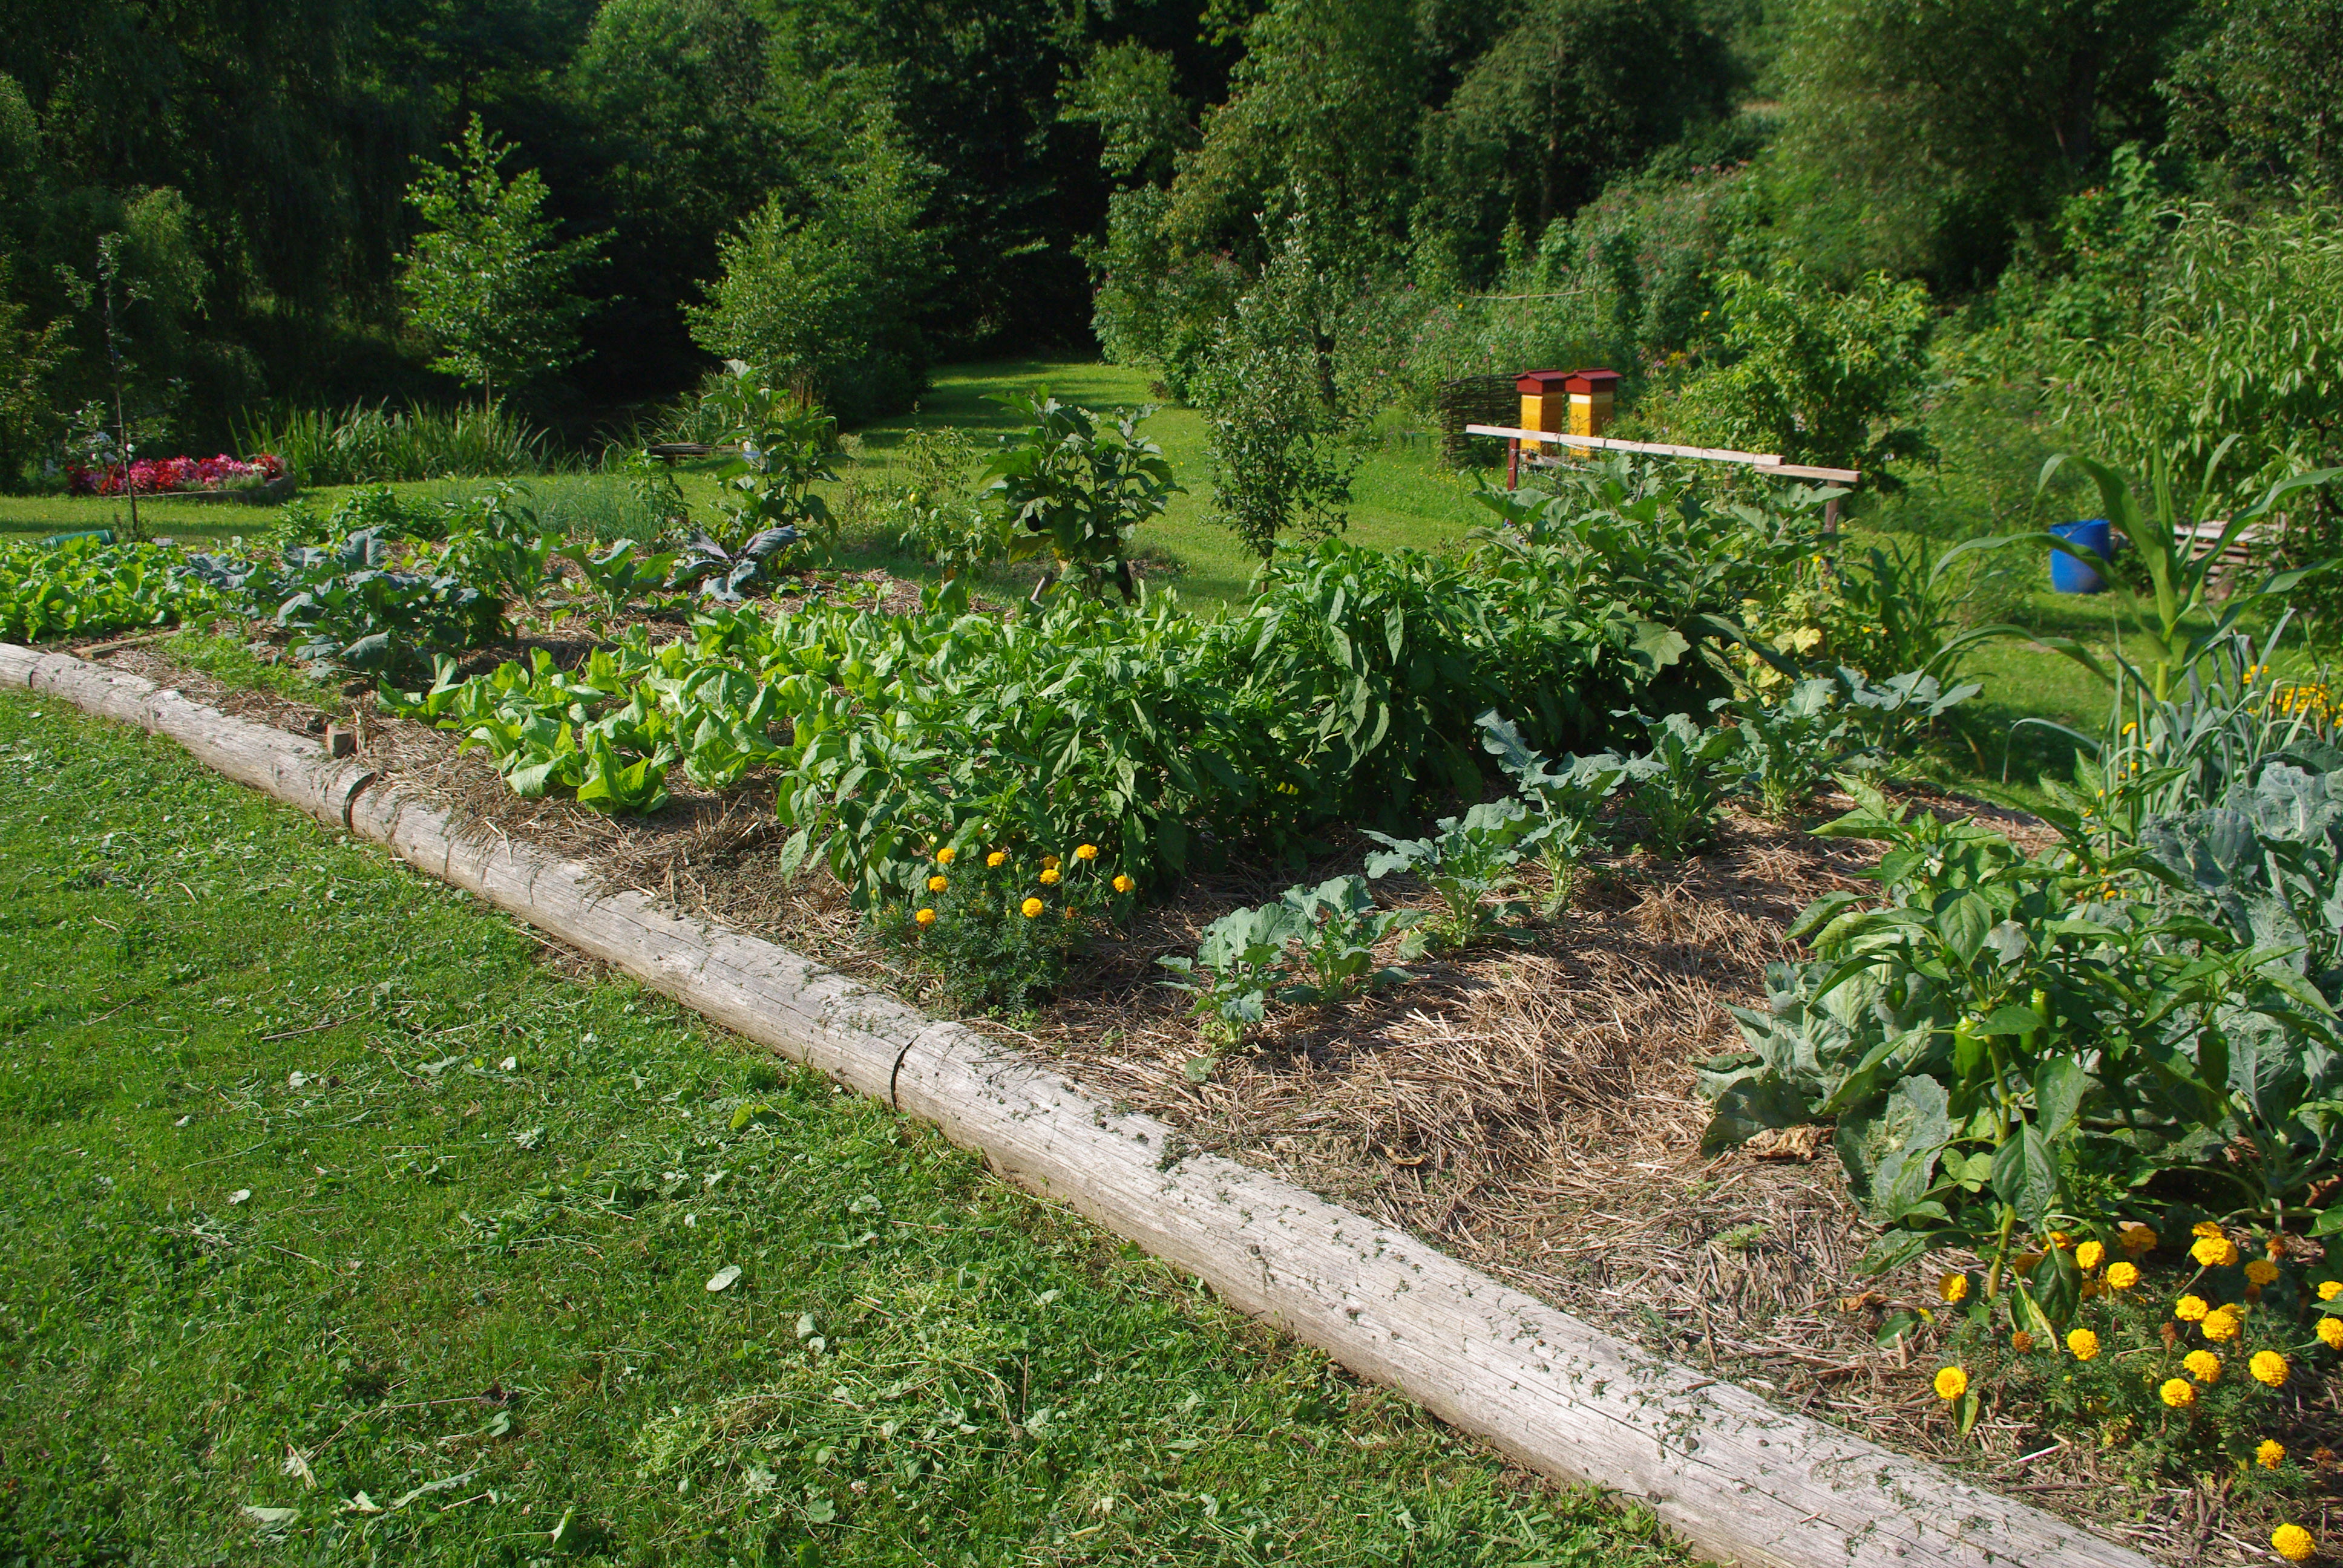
[687,109,937,423]
[1963,452,2343,699]
[1835,665,1983,756]
[700,361,839,561]
[2017,200,2343,626]
[1723,677,1864,818]
[1162,875,1419,1067]
[1699,780,2343,1305]
[561,538,678,615]
[400,117,599,408]
[1767,0,2186,286]
[0,536,214,644]
[1476,710,1636,912]
[1665,258,1933,477]
[885,426,1005,580]
[1196,215,1360,559]
[1826,535,2010,691]
[0,256,67,492]
[1413,0,1730,273]
[880,843,1132,1013]
[978,394,1179,596]
[1620,710,1737,858]
[1364,799,1539,950]
[2165,0,2343,190]
[233,401,555,486]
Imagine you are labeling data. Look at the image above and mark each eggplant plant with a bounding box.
[979,393,1180,603]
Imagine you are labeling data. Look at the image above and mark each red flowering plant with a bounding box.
[67,452,284,497]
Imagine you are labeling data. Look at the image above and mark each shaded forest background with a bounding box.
[1,0,2338,511]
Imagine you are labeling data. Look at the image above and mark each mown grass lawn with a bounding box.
[0,690,1690,1568]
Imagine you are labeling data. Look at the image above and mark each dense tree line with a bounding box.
[0,0,2338,482]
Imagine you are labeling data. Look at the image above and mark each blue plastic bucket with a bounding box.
[2050,518,2114,594]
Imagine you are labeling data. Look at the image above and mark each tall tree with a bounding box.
[399,116,599,409]
[1769,0,2192,289]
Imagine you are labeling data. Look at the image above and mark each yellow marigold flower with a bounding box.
[1112,874,1135,894]
[2259,1439,2286,1469]
[2191,1235,2230,1267]
[1041,854,1060,870]
[1039,867,1061,885]
[914,907,937,927]
[2273,1525,2315,1563]
[2161,1377,2197,1408]
[2319,1318,2343,1350]
[2067,1328,2100,1361]
[2048,1230,2073,1250]
[934,846,956,865]
[2120,1222,2158,1255]
[2194,1221,2226,1240]
[2176,1294,2210,1321]
[2252,1351,2289,1388]
[1074,843,1098,861]
[2185,1350,2222,1383]
[2013,1330,2035,1353]
[2321,1280,2343,1302]
[2247,1258,2280,1287]
[1939,1272,1968,1304]
[2077,1240,2106,1270]
[1020,897,1044,919]
[1933,1366,1967,1400]
[987,850,1008,868]
[928,874,949,893]
[2203,1308,2241,1342]
[2106,1261,2141,1290]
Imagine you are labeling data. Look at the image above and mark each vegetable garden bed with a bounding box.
[13,420,2343,1565]
[61,615,2343,1567]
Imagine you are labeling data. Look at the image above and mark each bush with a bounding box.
[235,402,555,486]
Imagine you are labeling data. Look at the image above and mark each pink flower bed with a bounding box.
[68,452,286,497]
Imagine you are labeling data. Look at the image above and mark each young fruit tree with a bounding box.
[400,116,599,411]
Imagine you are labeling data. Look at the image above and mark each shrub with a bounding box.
[235,401,555,486]
[877,841,1133,1013]
[978,394,1179,600]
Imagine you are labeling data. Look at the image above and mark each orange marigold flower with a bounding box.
[928,874,949,893]
[2259,1440,2286,1469]
[914,907,937,927]
[2175,1294,2210,1322]
[2203,1308,2241,1342]
[2194,1221,2226,1240]
[2119,1222,2158,1255]
[1039,867,1061,885]
[2247,1258,2279,1287]
[2252,1351,2289,1388]
[2185,1350,2222,1383]
[934,846,956,865]
[2161,1377,2197,1408]
[987,850,1008,868]
[1112,874,1135,894]
[1074,843,1098,861]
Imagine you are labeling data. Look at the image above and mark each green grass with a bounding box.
[0,689,1691,1568]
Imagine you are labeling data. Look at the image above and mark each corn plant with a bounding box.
[1363,799,1538,951]
[1950,448,2342,701]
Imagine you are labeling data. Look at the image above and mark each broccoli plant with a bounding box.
[1476,710,1641,913]
[1363,799,1539,951]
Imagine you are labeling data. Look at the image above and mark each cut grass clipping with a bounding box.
[0,691,1688,1567]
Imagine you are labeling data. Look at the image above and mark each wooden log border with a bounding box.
[4,641,2148,1568]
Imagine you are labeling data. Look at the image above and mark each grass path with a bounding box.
[0,690,1689,1568]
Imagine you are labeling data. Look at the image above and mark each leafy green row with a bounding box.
[0,537,217,645]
